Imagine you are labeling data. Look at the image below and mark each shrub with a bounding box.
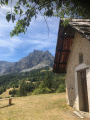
[32,87,51,95]
[25,82,35,92]
[19,81,27,96]
[11,94,14,97]
[5,96,10,98]
[0,97,2,99]
[57,84,66,93]
[13,84,18,88]
[9,89,18,95]
[0,86,6,95]
[32,82,51,95]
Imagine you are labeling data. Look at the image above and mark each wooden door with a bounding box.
[80,70,89,112]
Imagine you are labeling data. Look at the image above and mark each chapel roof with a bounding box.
[69,19,90,40]
[53,19,90,73]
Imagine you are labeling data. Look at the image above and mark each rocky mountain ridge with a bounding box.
[0,50,54,75]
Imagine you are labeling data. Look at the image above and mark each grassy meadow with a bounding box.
[0,93,88,120]
[0,68,89,120]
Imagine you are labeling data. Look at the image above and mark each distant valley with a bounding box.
[0,50,54,75]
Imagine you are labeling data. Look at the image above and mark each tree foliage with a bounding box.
[19,80,27,96]
[0,67,66,96]
[0,0,90,37]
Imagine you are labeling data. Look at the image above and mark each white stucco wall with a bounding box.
[86,68,90,112]
[65,31,90,110]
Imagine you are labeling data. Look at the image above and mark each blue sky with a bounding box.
[0,6,60,62]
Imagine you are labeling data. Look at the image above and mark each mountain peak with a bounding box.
[0,50,54,75]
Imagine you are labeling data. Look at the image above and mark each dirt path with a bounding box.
[0,93,89,120]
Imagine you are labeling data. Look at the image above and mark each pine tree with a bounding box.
[19,80,27,96]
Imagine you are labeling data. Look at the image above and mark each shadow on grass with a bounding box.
[0,103,15,109]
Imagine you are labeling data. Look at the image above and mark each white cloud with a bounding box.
[0,37,23,49]
[0,36,24,60]
[0,5,60,61]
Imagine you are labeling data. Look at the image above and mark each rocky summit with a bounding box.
[0,50,54,75]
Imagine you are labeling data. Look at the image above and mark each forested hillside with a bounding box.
[0,67,65,97]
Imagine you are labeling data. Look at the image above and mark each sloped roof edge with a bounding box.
[68,19,90,40]
[53,19,90,73]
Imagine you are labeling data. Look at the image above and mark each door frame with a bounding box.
[74,64,90,112]
[78,70,89,112]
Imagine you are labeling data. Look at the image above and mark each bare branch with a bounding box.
[39,11,50,37]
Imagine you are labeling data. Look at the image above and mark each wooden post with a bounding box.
[9,98,12,105]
